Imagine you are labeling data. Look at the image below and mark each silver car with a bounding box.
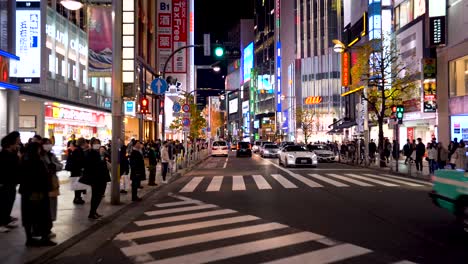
[307,144,336,162]
[260,144,280,158]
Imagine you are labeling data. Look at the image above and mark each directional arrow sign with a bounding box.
[150,78,167,95]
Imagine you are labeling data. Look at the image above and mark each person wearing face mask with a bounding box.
[81,139,111,219]
[0,131,21,233]
[130,141,145,201]
[39,138,62,238]
[68,138,87,204]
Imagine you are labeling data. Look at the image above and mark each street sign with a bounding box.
[182,117,191,126]
[203,34,210,56]
[173,102,181,112]
[150,78,168,95]
[182,103,190,113]
[173,112,182,117]
[183,112,191,118]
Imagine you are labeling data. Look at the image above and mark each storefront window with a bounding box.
[449,55,468,97]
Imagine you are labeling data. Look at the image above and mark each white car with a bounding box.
[278,145,318,168]
[211,141,229,157]
[260,144,280,158]
[307,144,335,162]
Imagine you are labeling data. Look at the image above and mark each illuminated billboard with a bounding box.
[258,74,274,94]
[11,0,41,84]
[243,42,253,83]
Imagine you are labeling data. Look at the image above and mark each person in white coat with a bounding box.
[427,143,438,174]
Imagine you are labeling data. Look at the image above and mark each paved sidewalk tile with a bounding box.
[0,164,170,264]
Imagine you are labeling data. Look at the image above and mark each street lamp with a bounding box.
[60,0,84,10]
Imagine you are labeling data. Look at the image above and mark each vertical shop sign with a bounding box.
[407,127,414,142]
[428,0,446,47]
[342,52,350,87]
[11,0,41,84]
[157,0,173,72]
[422,58,437,113]
[87,6,113,74]
[276,41,281,112]
[172,0,187,73]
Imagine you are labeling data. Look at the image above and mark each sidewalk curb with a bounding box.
[338,161,431,182]
[27,156,209,264]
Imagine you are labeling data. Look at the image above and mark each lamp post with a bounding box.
[332,39,369,166]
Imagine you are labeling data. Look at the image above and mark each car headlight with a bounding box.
[311,153,317,159]
[264,150,270,154]
[287,154,294,159]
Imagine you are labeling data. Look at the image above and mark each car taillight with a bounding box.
[212,147,217,150]
[222,147,228,150]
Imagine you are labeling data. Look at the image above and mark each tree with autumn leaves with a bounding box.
[349,35,418,167]
[169,94,207,139]
[296,108,325,145]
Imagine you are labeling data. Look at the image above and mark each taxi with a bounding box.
[429,169,468,234]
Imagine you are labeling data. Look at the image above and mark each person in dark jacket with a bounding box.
[130,141,145,201]
[19,142,56,247]
[0,131,21,233]
[415,138,426,172]
[81,139,111,219]
[148,143,158,186]
[403,139,413,164]
[67,138,87,204]
[119,145,130,194]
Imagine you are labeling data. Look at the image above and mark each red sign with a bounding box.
[407,127,414,142]
[342,52,350,87]
[172,0,187,73]
[45,105,105,124]
[305,96,323,105]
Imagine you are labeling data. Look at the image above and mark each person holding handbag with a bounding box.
[81,139,111,219]
[40,138,63,237]
[67,138,87,204]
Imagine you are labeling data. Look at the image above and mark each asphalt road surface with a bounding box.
[55,151,468,264]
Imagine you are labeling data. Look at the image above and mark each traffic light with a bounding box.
[140,97,149,114]
[396,105,404,124]
[159,99,165,115]
[214,46,224,58]
[390,105,397,120]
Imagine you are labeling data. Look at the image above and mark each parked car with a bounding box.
[211,141,229,157]
[278,145,318,168]
[429,169,468,234]
[260,144,280,158]
[236,142,252,157]
[307,144,335,162]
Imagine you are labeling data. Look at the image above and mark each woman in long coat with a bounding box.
[19,142,56,247]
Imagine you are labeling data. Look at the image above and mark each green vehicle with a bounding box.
[429,169,468,233]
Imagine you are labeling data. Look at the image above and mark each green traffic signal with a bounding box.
[214,46,224,57]
[396,112,403,119]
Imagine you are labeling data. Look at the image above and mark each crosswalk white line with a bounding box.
[121,222,288,256]
[289,173,323,188]
[155,200,202,208]
[116,215,259,241]
[271,174,298,188]
[382,174,433,186]
[135,209,237,227]
[391,261,418,264]
[345,174,398,187]
[145,204,218,216]
[327,174,373,186]
[252,175,272,189]
[363,174,424,187]
[206,176,223,192]
[262,243,372,264]
[232,175,246,191]
[179,177,203,192]
[144,231,325,264]
[308,174,350,187]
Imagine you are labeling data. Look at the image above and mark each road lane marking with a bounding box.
[252,175,272,189]
[271,174,298,188]
[135,209,237,226]
[144,232,325,264]
[116,215,259,241]
[363,174,424,187]
[382,174,433,186]
[345,174,398,187]
[223,156,229,168]
[262,243,372,264]
[308,174,350,187]
[179,177,204,193]
[327,174,373,186]
[145,204,218,216]
[155,200,202,208]
[261,157,323,187]
[391,261,418,264]
[232,175,246,191]
[121,222,288,256]
[206,176,223,192]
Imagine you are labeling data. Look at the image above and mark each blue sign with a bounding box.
[243,42,253,83]
[150,78,167,95]
[173,102,181,112]
[276,41,282,112]
[182,118,190,126]
[124,101,135,116]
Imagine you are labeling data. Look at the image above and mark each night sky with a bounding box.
[194,0,254,106]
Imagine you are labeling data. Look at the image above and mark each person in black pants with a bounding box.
[130,141,145,201]
[82,139,111,219]
[67,138,87,204]
[148,143,158,186]
[415,138,426,172]
[161,141,170,183]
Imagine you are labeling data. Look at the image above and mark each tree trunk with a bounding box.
[378,117,386,167]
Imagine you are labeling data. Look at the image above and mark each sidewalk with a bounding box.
[0,163,181,264]
[339,157,432,181]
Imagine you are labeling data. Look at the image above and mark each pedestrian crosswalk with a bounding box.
[114,194,417,264]
[178,172,431,193]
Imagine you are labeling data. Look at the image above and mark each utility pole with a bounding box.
[110,0,123,205]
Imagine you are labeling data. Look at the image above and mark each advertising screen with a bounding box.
[243,42,253,83]
[11,0,41,83]
[229,98,238,114]
[451,116,468,141]
[258,74,274,93]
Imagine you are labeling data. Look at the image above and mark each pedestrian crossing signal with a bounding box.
[140,97,150,114]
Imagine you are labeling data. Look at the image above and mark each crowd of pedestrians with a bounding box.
[0,130,189,247]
